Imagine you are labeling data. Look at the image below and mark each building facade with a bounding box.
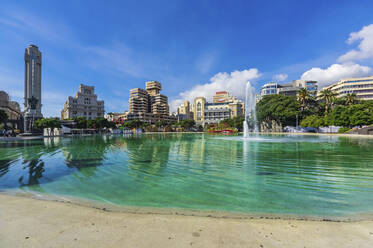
[61,84,105,120]
[24,44,43,132]
[176,101,193,120]
[0,91,22,129]
[127,81,173,123]
[192,91,244,125]
[321,76,373,100]
[259,80,318,99]
[259,83,278,97]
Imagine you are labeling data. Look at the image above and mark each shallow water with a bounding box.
[1,133,373,218]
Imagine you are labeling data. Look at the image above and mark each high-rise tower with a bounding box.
[24,44,43,132]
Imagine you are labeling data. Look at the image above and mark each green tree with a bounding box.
[319,89,338,114]
[300,115,325,128]
[297,88,311,113]
[256,94,301,127]
[179,119,196,130]
[345,93,357,106]
[74,117,87,129]
[33,118,61,136]
[220,116,245,131]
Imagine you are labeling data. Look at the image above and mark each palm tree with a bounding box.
[345,93,357,105]
[319,89,338,114]
[297,88,311,112]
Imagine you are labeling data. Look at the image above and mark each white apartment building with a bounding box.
[322,76,373,100]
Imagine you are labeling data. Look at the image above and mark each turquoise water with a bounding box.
[1,133,373,218]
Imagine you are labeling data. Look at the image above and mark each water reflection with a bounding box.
[0,134,373,217]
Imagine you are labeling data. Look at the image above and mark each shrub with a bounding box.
[338,127,350,133]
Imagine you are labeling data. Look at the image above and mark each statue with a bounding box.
[28,96,38,110]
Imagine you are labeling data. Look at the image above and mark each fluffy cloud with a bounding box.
[338,24,373,62]
[170,69,261,112]
[300,63,371,88]
[272,73,288,82]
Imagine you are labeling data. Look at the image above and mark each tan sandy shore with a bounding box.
[1,194,373,248]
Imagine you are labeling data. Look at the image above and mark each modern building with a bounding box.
[321,76,373,100]
[192,91,244,125]
[61,84,105,120]
[259,83,278,97]
[126,81,173,123]
[259,80,318,99]
[24,44,43,132]
[0,91,22,129]
[176,101,193,121]
[146,81,169,116]
[129,88,149,113]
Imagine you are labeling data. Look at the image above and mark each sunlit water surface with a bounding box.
[1,133,373,218]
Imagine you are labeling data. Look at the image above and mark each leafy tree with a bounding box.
[87,119,95,129]
[123,120,143,129]
[319,89,338,114]
[297,88,311,113]
[33,118,61,136]
[325,101,373,127]
[345,93,357,106]
[179,119,196,130]
[220,116,245,131]
[257,94,301,127]
[74,117,87,129]
[300,115,326,128]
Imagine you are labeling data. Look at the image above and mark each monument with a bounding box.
[24,44,43,133]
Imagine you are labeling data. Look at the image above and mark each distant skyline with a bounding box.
[1,1,373,117]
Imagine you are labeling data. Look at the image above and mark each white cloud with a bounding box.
[169,69,261,111]
[338,24,373,62]
[300,63,371,88]
[272,73,288,82]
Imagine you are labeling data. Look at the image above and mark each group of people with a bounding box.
[1,129,16,137]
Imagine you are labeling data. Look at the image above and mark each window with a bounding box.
[84,98,91,104]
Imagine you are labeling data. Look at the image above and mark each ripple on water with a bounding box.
[0,134,373,218]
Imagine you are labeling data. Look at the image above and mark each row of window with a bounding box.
[71,111,103,116]
[204,113,230,116]
[344,79,373,84]
[338,84,373,89]
[342,89,373,94]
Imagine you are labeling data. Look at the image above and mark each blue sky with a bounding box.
[1,0,373,117]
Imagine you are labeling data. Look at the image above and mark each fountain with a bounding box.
[243,81,258,138]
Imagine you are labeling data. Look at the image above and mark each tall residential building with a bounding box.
[193,91,244,125]
[321,76,373,100]
[126,81,173,123]
[24,44,43,132]
[129,88,149,113]
[61,84,105,120]
[146,81,169,116]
